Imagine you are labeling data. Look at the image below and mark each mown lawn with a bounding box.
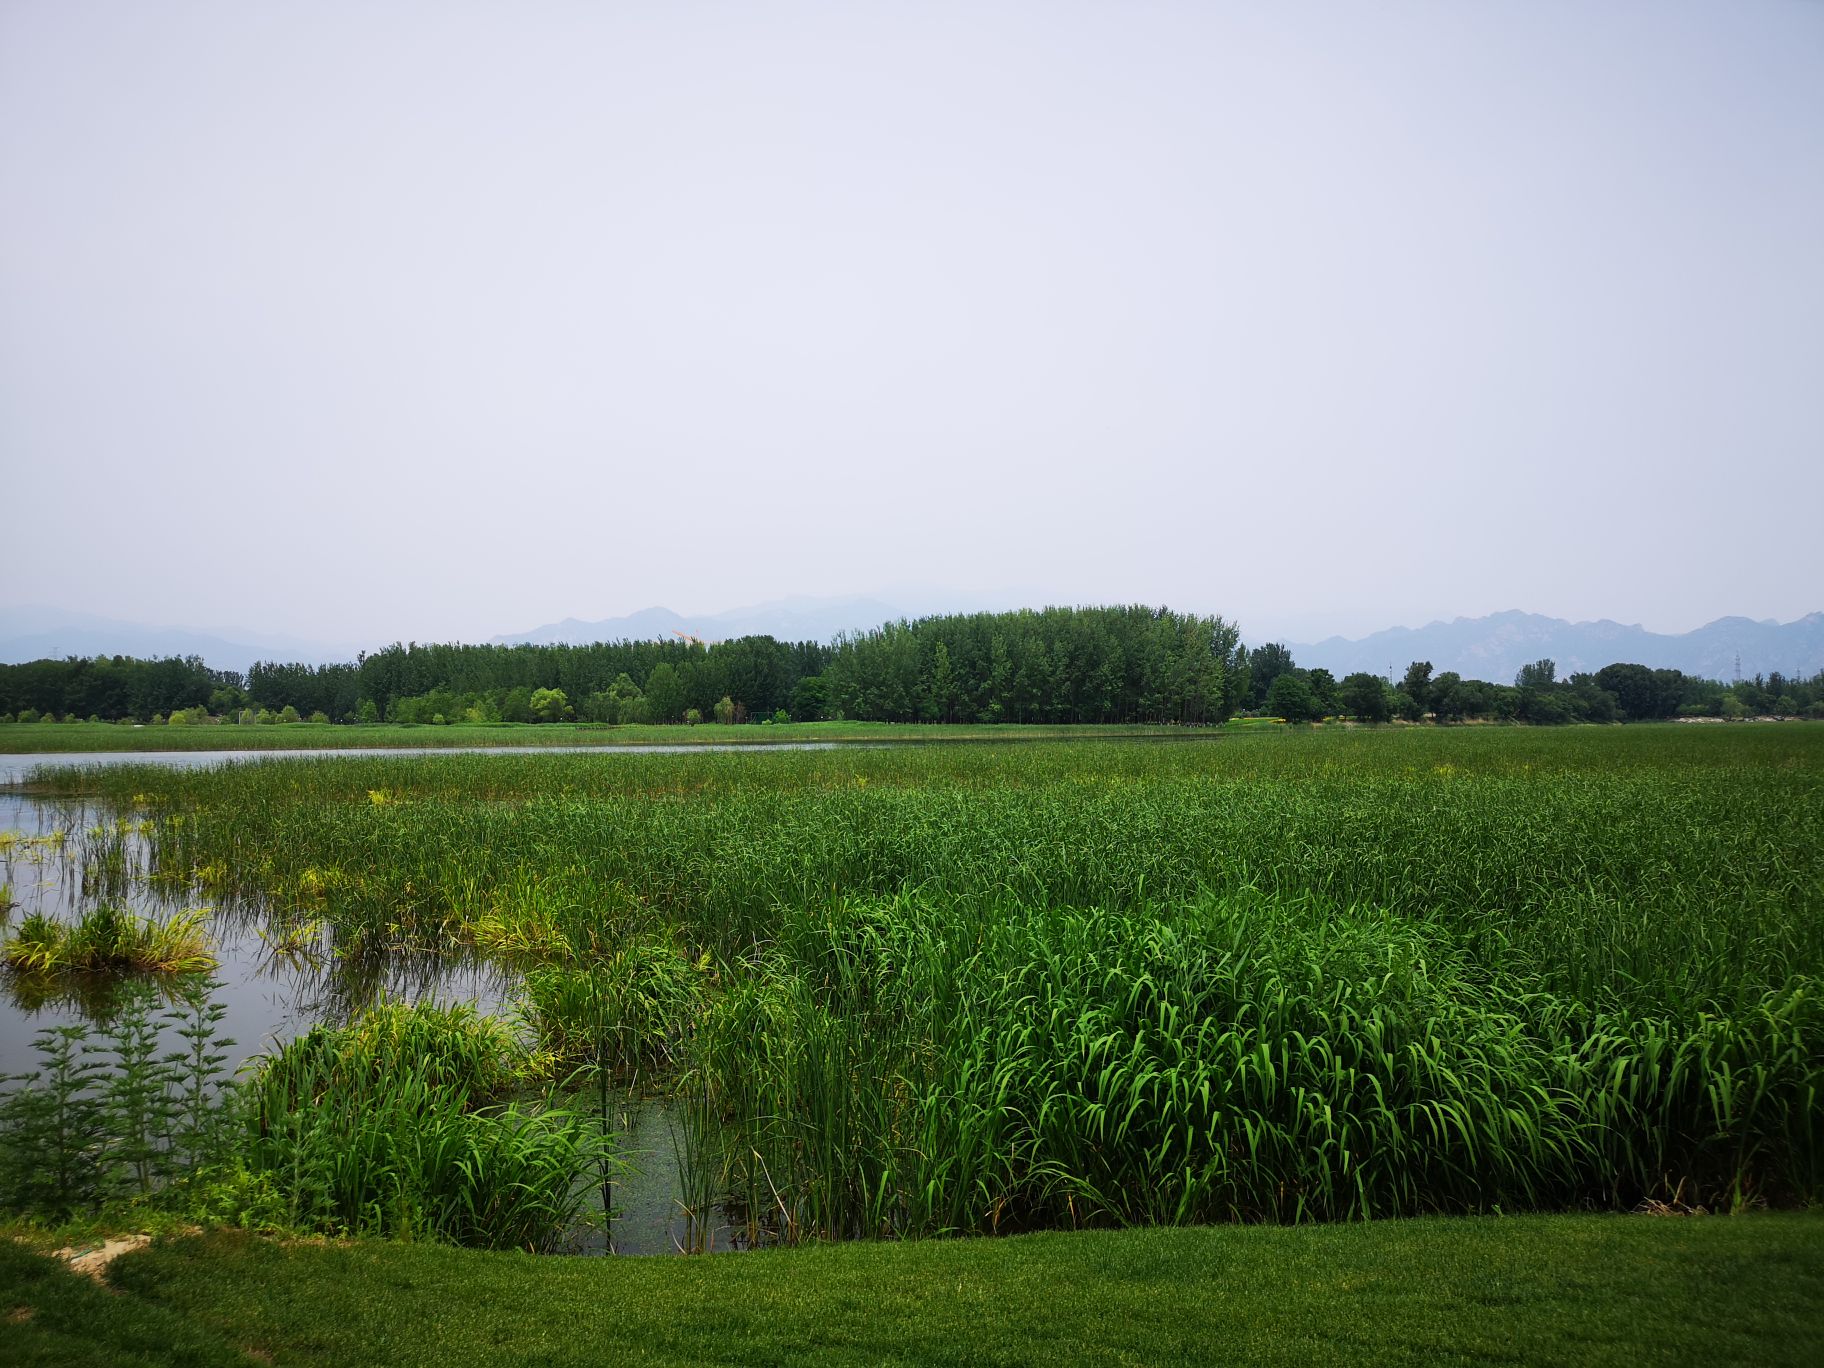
[5,1213,1821,1367]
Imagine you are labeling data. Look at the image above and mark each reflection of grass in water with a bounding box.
[2,905,215,975]
[0,964,201,1018]
[257,916,324,958]
[0,829,67,865]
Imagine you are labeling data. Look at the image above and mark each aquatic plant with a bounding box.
[519,936,708,1082]
[245,1002,601,1250]
[1,905,215,975]
[0,980,236,1219]
[20,726,1824,1240]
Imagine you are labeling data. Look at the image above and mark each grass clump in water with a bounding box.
[520,935,709,1082]
[246,1002,601,1251]
[2,905,214,976]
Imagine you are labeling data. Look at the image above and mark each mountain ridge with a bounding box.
[5,600,1820,682]
[1287,610,1824,683]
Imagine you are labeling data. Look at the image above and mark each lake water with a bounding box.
[0,745,821,1254]
[0,739,865,786]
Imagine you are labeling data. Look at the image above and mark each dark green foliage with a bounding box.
[0,983,237,1221]
[1596,662,1689,721]
[825,606,1244,724]
[1265,670,1320,722]
[0,654,240,726]
[1247,641,1295,707]
[1338,670,1391,721]
[0,1027,111,1219]
[1400,660,1433,712]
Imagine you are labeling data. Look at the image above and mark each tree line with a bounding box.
[1240,646,1824,724]
[2,607,1820,726]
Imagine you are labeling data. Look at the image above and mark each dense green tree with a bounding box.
[1339,672,1391,722]
[826,606,1242,725]
[1305,668,1339,718]
[1246,643,1296,709]
[1400,661,1432,714]
[791,674,830,722]
[1265,671,1321,723]
[1514,659,1557,692]
[1594,663,1682,721]
[529,688,571,722]
[1430,671,1466,723]
[643,664,685,723]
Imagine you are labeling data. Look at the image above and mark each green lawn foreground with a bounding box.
[6,1214,1821,1367]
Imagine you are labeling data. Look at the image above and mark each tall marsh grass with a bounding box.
[2,905,215,975]
[246,1003,600,1250]
[689,892,1822,1238]
[25,725,1824,1239]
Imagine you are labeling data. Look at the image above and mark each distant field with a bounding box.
[0,719,1218,754]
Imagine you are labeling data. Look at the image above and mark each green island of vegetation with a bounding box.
[2,701,1820,1362]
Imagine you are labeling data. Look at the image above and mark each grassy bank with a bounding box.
[5,1213,1821,1366]
[0,720,1215,754]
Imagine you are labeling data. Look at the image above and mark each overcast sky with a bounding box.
[2,1,1819,649]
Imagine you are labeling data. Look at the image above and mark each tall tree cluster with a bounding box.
[3,612,1820,726]
[821,606,1247,725]
[0,655,242,722]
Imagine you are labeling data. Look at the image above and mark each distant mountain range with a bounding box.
[0,607,354,675]
[6,601,1820,684]
[493,595,910,649]
[1288,611,1824,683]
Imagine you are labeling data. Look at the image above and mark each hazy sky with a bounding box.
[3,1,1819,648]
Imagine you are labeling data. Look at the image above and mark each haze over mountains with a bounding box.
[1289,612,1824,685]
[494,596,912,651]
[0,607,361,676]
[3,600,1821,684]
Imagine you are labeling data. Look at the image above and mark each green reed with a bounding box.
[690,891,1823,1237]
[245,1002,601,1251]
[23,725,1824,1237]
[2,905,215,976]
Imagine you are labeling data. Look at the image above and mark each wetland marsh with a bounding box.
[2,725,1819,1253]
